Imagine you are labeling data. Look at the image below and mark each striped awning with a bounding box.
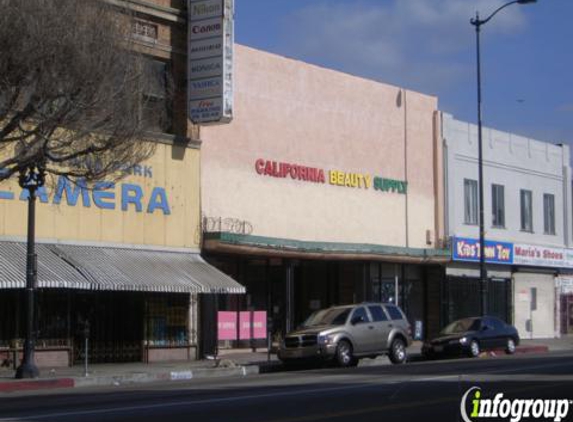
[0,242,92,290]
[0,241,245,294]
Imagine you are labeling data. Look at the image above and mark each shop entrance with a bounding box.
[561,295,573,335]
[72,292,144,363]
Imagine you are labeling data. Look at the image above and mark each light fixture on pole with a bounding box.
[15,164,45,379]
[470,0,536,317]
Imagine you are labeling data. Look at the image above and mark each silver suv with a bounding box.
[278,303,412,366]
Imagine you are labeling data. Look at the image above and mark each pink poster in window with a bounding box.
[239,311,267,340]
[217,311,237,340]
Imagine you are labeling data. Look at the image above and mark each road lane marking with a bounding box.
[0,374,465,421]
[1,359,572,421]
[0,381,401,421]
[254,383,568,422]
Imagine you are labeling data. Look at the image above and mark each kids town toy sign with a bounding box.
[452,237,513,265]
[452,237,573,269]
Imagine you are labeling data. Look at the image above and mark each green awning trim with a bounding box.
[204,232,450,259]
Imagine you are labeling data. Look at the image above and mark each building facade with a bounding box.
[200,45,449,345]
[0,0,243,367]
[442,113,573,338]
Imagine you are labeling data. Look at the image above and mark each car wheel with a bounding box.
[505,337,516,355]
[469,340,480,358]
[335,340,357,367]
[389,338,407,364]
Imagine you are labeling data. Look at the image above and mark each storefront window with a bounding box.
[492,184,506,228]
[146,294,189,346]
[0,290,19,348]
[544,193,556,235]
[142,58,173,134]
[37,290,69,347]
[370,263,398,304]
[400,266,425,338]
[464,179,478,225]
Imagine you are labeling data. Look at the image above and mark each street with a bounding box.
[1,352,573,422]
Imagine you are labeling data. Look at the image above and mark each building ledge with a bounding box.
[106,0,186,23]
[203,232,450,264]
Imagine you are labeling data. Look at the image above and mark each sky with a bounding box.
[234,0,573,151]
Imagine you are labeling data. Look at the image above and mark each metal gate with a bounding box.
[443,277,511,326]
[72,292,144,364]
[198,294,218,358]
[488,278,511,323]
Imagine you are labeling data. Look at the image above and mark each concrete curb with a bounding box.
[483,345,550,357]
[0,378,75,393]
[514,345,549,354]
[0,344,554,394]
[74,365,260,388]
[0,365,261,394]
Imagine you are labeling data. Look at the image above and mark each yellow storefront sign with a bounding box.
[0,143,201,249]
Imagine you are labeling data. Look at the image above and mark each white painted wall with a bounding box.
[443,113,572,338]
[443,113,572,248]
[513,273,555,339]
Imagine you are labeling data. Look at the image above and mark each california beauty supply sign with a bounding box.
[254,158,408,195]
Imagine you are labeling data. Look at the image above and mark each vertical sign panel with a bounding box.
[217,311,237,340]
[188,0,234,125]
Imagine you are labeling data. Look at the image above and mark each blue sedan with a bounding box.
[422,316,520,358]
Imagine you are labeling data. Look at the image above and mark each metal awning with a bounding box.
[0,242,93,290]
[0,241,245,294]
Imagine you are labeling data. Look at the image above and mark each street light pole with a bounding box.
[470,0,536,317]
[15,164,45,379]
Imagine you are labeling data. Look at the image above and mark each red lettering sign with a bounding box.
[254,159,326,185]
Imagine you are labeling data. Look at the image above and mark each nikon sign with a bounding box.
[188,0,234,125]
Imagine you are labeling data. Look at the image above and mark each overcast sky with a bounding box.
[235,0,572,150]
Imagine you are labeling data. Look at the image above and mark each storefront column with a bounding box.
[265,260,272,353]
[395,264,400,306]
[362,262,369,302]
[285,260,295,333]
[189,294,198,347]
[66,291,71,345]
[198,294,217,358]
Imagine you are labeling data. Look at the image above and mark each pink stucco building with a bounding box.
[200,45,447,340]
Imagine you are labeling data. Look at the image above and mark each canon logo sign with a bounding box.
[188,0,234,124]
[192,23,221,34]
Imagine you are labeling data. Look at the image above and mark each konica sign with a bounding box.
[187,0,234,125]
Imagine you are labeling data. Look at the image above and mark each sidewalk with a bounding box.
[0,337,570,394]
[518,336,573,352]
[0,350,278,394]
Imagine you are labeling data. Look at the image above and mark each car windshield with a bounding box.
[302,307,351,328]
[440,318,481,335]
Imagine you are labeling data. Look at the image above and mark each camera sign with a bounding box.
[187,0,234,125]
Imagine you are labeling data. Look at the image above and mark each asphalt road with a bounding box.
[1,351,573,422]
